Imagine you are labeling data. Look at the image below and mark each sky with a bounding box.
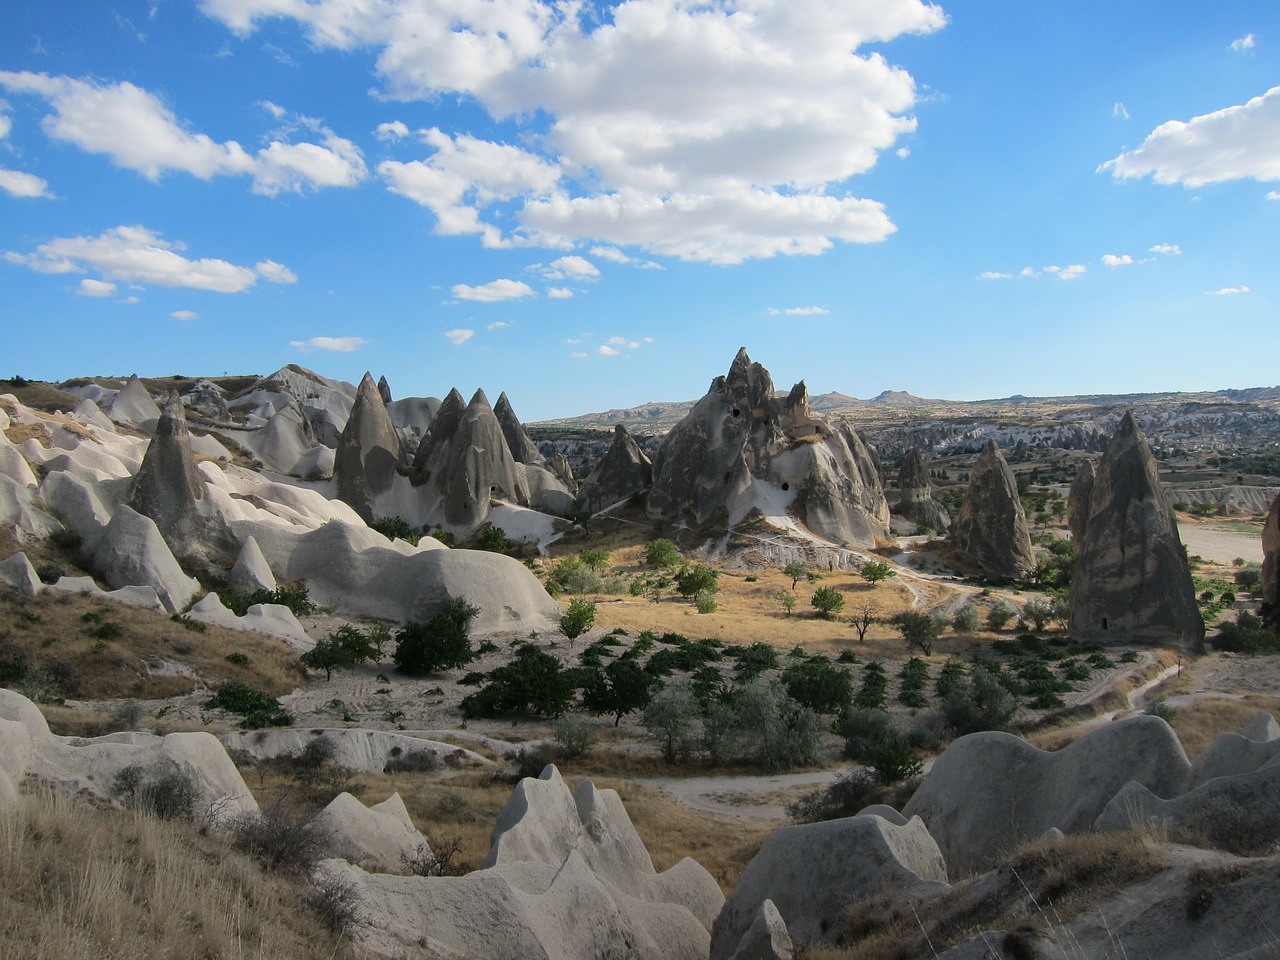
[1,1,1278,421]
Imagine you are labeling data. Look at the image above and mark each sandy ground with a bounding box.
[1178,520,1265,564]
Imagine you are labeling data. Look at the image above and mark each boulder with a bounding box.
[901,716,1192,875]
[106,374,162,429]
[313,791,432,874]
[90,505,199,613]
[334,372,405,523]
[227,535,277,593]
[646,349,889,547]
[892,447,950,532]
[711,813,947,957]
[0,551,42,597]
[727,899,793,960]
[124,392,205,550]
[1069,412,1204,649]
[575,424,653,515]
[947,439,1034,579]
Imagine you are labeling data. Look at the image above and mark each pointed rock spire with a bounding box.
[125,392,205,549]
[412,387,466,471]
[948,439,1035,579]
[334,372,404,523]
[576,424,653,515]
[377,375,392,404]
[108,374,162,428]
[495,391,543,464]
[1067,458,1096,545]
[893,447,951,532]
[1069,412,1204,649]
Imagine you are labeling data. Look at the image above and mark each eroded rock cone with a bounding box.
[1263,494,1279,631]
[377,374,392,405]
[646,348,888,547]
[334,372,404,524]
[107,374,162,428]
[494,391,543,465]
[947,439,1034,579]
[893,447,950,532]
[576,424,653,515]
[1067,458,1095,545]
[1068,412,1204,649]
[125,392,205,549]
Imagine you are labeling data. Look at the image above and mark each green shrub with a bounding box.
[460,643,575,718]
[225,652,251,666]
[645,538,682,569]
[783,656,853,717]
[811,585,845,619]
[559,598,597,640]
[371,516,419,545]
[221,585,314,618]
[205,682,294,729]
[394,597,481,676]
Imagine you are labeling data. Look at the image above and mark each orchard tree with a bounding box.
[645,538,682,570]
[890,610,944,656]
[811,585,845,620]
[559,598,596,640]
[860,560,896,585]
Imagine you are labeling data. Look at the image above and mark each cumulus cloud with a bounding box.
[452,278,535,302]
[5,224,265,292]
[290,336,368,351]
[487,321,510,330]
[1101,254,1134,267]
[547,287,573,298]
[443,328,474,345]
[597,344,620,356]
[1149,243,1182,255]
[537,255,599,280]
[77,278,116,297]
[1206,286,1250,296]
[255,259,298,283]
[376,120,409,141]
[1045,264,1086,280]
[201,0,946,263]
[1268,190,1280,200]
[768,306,828,316]
[0,71,367,194]
[606,335,641,349]
[1101,86,1280,187]
[0,168,51,198]
[978,271,1012,280]
[1231,34,1256,52]
[170,310,198,320]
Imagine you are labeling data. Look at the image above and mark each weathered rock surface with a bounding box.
[1069,412,1204,648]
[727,899,793,960]
[314,791,432,875]
[947,439,1034,579]
[219,728,490,772]
[1263,493,1279,617]
[575,423,653,515]
[495,391,544,465]
[901,716,1192,874]
[1191,714,1280,784]
[124,392,205,551]
[334,372,404,523]
[106,374,162,428]
[646,349,889,547]
[227,535,276,593]
[712,812,947,957]
[184,378,230,420]
[0,551,42,596]
[90,505,199,613]
[1067,457,1095,545]
[187,592,310,645]
[892,446,950,532]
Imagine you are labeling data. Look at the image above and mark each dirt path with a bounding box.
[1177,521,1264,565]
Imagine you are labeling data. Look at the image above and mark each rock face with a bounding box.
[892,447,950,532]
[1069,412,1204,649]
[124,393,205,550]
[334,372,404,523]
[1067,458,1095,545]
[901,716,1191,874]
[90,505,199,613]
[1191,713,1280,784]
[948,439,1034,579]
[1264,493,1279,626]
[495,391,543,465]
[107,374,162,428]
[575,424,653,515]
[646,348,889,547]
[711,812,947,958]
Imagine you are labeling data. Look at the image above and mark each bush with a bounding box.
[580,657,659,725]
[787,769,884,823]
[645,538,681,569]
[460,643,576,718]
[731,641,780,680]
[204,682,293,728]
[890,610,944,656]
[553,713,598,758]
[854,661,887,710]
[675,564,720,601]
[302,624,379,680]
[839,706,896,762]
[230,807,326,872]
[951,603,982,634]
[735,678,819,772]
[897,657,930,709]
[859,560,895,585]
[783,656,853,716]
[370,516,419,545]
[811,585,845,619]
[221,584,314,618]
[942,666,1018,735]
[695,594,718,614]
[1212,610,1278,655]
[474,525,511,553]
[559,598,597,640]
[310,872,372,936]
[867,734,923,785]
[1021,598,1054,632]
[394,597,481,676]
[642,677,698,763]
[112,763,198,821]
[986,599,1018,631]
[383,748,441,774]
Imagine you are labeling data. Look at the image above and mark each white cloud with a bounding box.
[202,0,946,263]
[590,245,630,264]
[452,278,535,302]
[597,344,620,356]
[1101,86,1280,187]
[978,271,1012,280]
[1019,267,1038,278]
[77,278,116,297]
[1206,286,1250,296]
[443,328,474,345]
[1149,243,1182,255]
[1113,102,1130,120]
[290,336,368,352]
[254,259,297,283]
[768,306,829,315]
[606,335,641,349]
[0,112,10,139]
[547,287,573,298]
[259,100,286,119]
[1231,34,1256,52]
[539,255,599,280]
[487,321,510,330]
[1044,264,1086,280]
[170,310,198,320]
[0,168,51,198]
[896,146,910,159]
[571,351,589,359]
[1268,190,1280,200]
[0,72,367,194]
[6,224,263,292]
[376,120,409,141]
[1101,254,1134,268]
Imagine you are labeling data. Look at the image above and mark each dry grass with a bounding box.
[1168,694,1280,761]
[0,784,356,960]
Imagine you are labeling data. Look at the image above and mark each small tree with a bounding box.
[782,561,810,591]
[986,599,1018,631]
[645,538,682,570]
[581,657,660,725]
[642,677,698,763]
[735,678,820,772]
[890,610,943,656]
[811,585,845,619]
[860,560,896,585]
[474,525,511,553]
[850,601,878,642]
[1021,598,1053,632]
[675,564,720,601]
[950,603,982,635]
[559,598,596,640]
[460,643,575,718]
[301,625,378,681]
[578,548,611,571]
[776,589,798,617]
[783,656,853,717]
[393,597,481,676]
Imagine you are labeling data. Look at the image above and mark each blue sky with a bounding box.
[1,1,1277,421]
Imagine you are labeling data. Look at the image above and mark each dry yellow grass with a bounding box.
[0,785,356,960]
[1168,693,1280,761]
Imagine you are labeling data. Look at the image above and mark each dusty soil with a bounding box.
[1178,519,1266,565]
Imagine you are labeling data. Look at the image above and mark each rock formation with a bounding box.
[646,348,889,547]
[575,423,653,515]
[184,379,230,420]
[313,790,432,875]
[106,374,162,428]
[376,374,392,404]
[1067,457,1095,544]
[892,447,950,532]
[712,812,947,958]
[90,505,200,613]
[901,716,1191,874]
[495,391,543,465]
[1190,714,1280,785]
[1264,493,1279,627]
[947,439,1035,579]
[334,372,405,524]
[1069,412,1204,649]
[124,392,205,550]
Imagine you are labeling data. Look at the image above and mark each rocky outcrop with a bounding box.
[227,535,276,593]
[712,812,947,958]
[947,439,1034,579]
[901,716,1191,874]
[495,392,544,465]
[90,505,199,613]
[376,375,392,404]
[892,447,950,532]
[184,379,230,420]
[1067,457,1095,545]
[1069,412,1204,649]
[646,349,889,547]
[313,791,432,875]
[575,424,653,515]
[124,393,205,550]
[106,374,162,428]
[1264,493,1279,624]
[1191,714,1280,784]
[727,900,793,960]
[334,373,404,524]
